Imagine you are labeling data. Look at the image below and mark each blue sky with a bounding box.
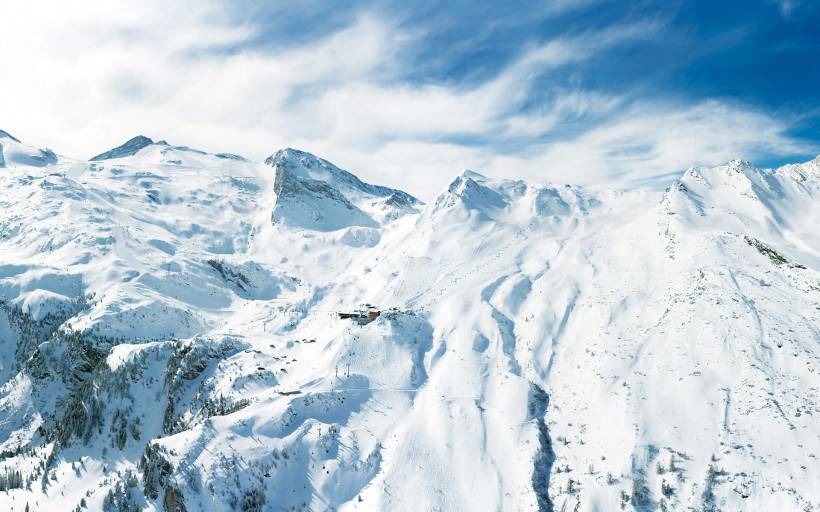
[2,0,819,198]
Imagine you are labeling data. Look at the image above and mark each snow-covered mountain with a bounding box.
[266,148,419,231]
[0,131,818,511]
[0,130,62,169]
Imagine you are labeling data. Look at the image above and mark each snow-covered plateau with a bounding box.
[0,130,818,511]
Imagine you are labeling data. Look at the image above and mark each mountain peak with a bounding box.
[460,169,488,181]
[90,135,157,161]
[0,129,21,143]
[264,147,314,167]
[437,170,507,211]
[266,148,420,231]
[726,158,755,171]
[266,147,420,205]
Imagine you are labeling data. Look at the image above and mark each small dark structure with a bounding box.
[338,304,381,325]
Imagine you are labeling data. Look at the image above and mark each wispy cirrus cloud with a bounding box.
[483,100,818,189]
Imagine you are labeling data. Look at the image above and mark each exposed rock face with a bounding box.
[90,135,157,161]
[0,129,21,143]
[267,147,419,231]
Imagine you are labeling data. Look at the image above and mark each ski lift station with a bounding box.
[338,304,381,325]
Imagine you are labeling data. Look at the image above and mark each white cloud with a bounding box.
[776,0,798,16]
[0,1,814,201]
[481,101,817,191]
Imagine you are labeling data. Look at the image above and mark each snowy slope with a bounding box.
[0,130,62,169]
[0,132,817,512]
